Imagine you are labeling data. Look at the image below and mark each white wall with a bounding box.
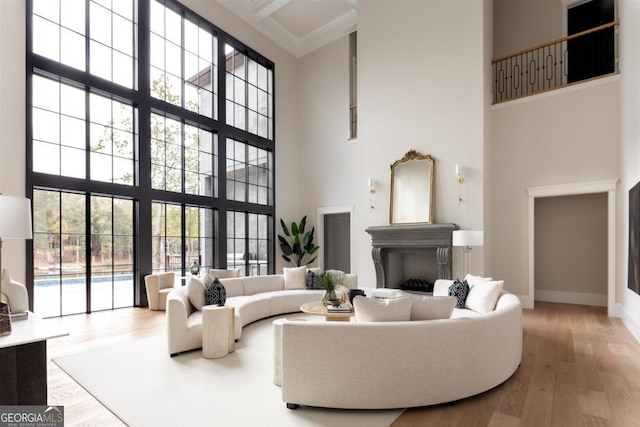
[0,0,28,282]
[297,0,491,289]
[618,0,640,339]
[491,78,620,300]
[493,0,563,58]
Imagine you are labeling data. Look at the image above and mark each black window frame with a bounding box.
[26,0,276,314]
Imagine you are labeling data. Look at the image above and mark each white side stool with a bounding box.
[202,305,235,359]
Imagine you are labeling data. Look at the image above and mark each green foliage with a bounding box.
[277,215,319,267]
[316,271,336,292]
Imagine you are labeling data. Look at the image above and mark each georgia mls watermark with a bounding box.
[0,406,64,427]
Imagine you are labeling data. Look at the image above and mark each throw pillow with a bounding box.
[283,266,307,290]
[353,295,412,322]
[464,273,493,288]
[407,295,457,320]
[306,269,322,290]
[187,276,206,310]
[465,280,504,314]
[205,278,226,306]
[448,279,470,309]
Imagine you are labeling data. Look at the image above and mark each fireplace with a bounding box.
[365,224,459,289]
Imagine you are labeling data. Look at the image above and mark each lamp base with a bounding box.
[0,301,11,336]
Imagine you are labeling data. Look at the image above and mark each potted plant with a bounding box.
[316,271,342,306]
[278,216,319,266]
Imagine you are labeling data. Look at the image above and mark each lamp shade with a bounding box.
[0,195,33,239]
[452,230,483,247]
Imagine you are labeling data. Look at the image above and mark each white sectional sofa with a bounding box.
[166,270,357,356]
[280,279,522,410]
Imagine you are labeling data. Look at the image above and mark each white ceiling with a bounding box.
[217,0,358,58]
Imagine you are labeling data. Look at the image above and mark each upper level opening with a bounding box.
[492,0,618,104]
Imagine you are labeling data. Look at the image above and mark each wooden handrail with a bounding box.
[492,20,619,64]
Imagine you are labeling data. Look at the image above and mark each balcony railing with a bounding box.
[492,21,619,104]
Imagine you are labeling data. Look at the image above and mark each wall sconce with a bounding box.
[368,177,375,211]
[456,165,464,204]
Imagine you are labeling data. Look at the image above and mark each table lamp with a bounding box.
[0,195,33,336]
[452,230,483,277]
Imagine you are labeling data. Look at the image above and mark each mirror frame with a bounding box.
[389,150,435,225]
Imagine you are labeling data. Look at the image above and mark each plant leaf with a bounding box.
[302,227,315,250]
[291,221,299,236]
[292,241,301,255]
[280,219,290,237]
[299,216,307,235]
[278,236,293,255]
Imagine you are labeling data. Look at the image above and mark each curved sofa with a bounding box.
[166,272,357,356]
[280,280,522,410]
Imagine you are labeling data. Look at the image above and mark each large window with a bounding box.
[28,0,275,317]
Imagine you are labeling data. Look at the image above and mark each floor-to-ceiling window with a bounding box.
[27,0,275,317]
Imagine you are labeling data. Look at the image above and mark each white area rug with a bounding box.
[53,313,402,427]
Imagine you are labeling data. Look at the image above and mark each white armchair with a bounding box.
[1,269,29,314]
[145,272,176,311]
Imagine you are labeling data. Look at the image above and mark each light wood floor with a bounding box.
[44,302,640,427]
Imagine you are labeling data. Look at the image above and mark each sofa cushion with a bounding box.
[353,295,412,322]
[187,276,206,310]
[266,289,323,315]
[433,279,454,296]
[465,280,504,314]
[226,295,271,328]
[219,277,244,298]
[209,268,240,279]
[448,279,470,308]
[342,274,357,290]
[406,294,456,320]
[284,266,307,290]
[243,275,284,295]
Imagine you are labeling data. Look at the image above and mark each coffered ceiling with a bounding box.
[216,0,358,58]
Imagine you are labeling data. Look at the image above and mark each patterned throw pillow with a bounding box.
[205,278,226,306]
[448,279,470,309]
[306,270,322,290]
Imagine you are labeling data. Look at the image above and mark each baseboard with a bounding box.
[516,294,533,309]
[618,303,640,344]
[534,289,607,307]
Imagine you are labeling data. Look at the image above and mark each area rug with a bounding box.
[53,313,403,427]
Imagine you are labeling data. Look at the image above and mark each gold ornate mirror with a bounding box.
[389,150,435,225]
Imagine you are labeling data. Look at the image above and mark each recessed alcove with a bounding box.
[365,224,459,289]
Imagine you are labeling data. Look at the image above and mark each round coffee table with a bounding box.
[300,300,354,322]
